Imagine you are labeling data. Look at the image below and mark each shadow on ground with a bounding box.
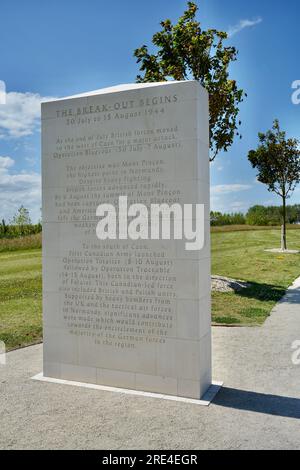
[213,387,300,419]
[236,282,286,303]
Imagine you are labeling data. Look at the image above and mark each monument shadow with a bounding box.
[234,281,300,307]
[213,387,300,419]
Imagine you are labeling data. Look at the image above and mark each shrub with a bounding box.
[210,212,246,226]
[0,222,42,239]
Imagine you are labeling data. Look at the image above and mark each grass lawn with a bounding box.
[212,228,300,325]
[0,227,299,350]
[0,249,42,350]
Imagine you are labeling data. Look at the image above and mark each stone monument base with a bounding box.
[32,372,223,406]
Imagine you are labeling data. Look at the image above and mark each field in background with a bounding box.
[211,224,300,233]
[0,227,299,350]
[0,233,42,252]
[0,249,42,350]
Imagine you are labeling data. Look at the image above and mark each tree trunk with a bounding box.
[281,195,287,251]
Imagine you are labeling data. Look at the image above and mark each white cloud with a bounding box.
[263,199,277,206]
[211,184,252,195]
[0,156,41,222]
[210,197,250,214]
[228,17,262,38]
[0,156,14,169]
[0,80,6,104]
[229,201,248,211]
[0,91,53,139]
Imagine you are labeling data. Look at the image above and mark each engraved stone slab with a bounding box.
[42,81,211,399]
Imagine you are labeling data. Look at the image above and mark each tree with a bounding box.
[248,120,300,250]
[134,1,245,161]
[11,206,32,234]
[1,219,8,235]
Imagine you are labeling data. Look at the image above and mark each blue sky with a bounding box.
[0,0,300,222]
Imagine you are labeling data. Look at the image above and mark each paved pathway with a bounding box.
[1,278,300,449]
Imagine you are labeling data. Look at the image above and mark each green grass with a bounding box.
[0,227,299,350]
[212,228,300,325]
[0,249,42,350]
[211,224,300,233]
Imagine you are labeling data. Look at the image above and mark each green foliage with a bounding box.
[134,1,245,161]
[1,206,41,239]
[246,206,276,226]
[11,206,32,227]
[210,211,246,226]
[0,222,42,239]
[248,120,300,199]
[1,219,8,235]
[212,205,300,227]
[246,204,300,226]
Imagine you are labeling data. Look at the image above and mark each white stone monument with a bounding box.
[41,81,216,401]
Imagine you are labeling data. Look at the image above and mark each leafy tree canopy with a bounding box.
[248,120,300,200]
[134,1,245,161]
[248,120,300,249]
[11,206,32,226]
